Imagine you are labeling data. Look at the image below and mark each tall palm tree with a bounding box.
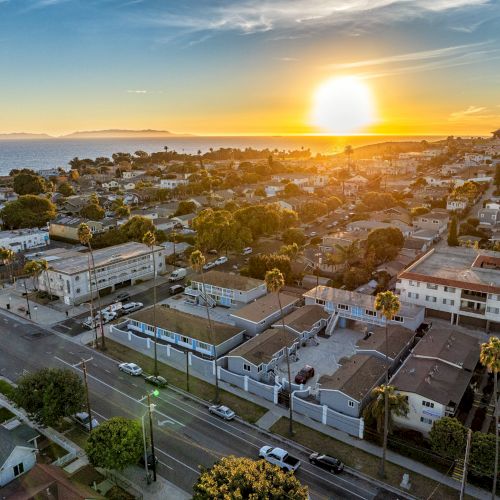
[23,261,41,291]
[78,223,105,350]
[374,290,400,478]
[143,231,159,377]
[190,250,220,402]
[364,384,409,435]
[0,247,16,283]
[37,259,53,301]
[265,268,294,436]
[480,336,500,500]
[334,241,361,271]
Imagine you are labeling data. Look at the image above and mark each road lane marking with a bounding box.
[154,448,199,475]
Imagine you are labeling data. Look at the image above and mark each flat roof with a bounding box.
[50,242,163,275]
[193,270,264,292]
[356,325,416,359]
[129,307,241,344]
[399,248,500,293]
[391,356,473,406]
[227,328,298,365]
[229,293,299,323]
[413,326,480,371]
[275,305,330,333]
[303,286,423,319]
[319,354,386,401]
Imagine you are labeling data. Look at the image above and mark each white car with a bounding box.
[120,302,143,315]
[242,247,253,255]
[214,256,228,266]
[203,261,217,270]
[73,412,99,432]
[118,362,143,376]
[208,404,236,420]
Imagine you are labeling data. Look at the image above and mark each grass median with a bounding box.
[271,418,471,500]
[102,338,267,424]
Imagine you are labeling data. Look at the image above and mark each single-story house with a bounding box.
[229,292,300,336]
[126,307,245,358]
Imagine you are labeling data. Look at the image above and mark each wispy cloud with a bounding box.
[142,0,489,35]
[449,105,486,120]
[126,89,147,94]
[277,57,298,62]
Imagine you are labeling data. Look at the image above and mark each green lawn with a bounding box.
[102,339,267,424]
[271,418,468,500]
[66,426,90,449]
[0,407,14,423]
[0,379,15,399]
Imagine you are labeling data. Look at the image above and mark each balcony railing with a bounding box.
[461,291,487,302]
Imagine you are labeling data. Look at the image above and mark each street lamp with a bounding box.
[141,411,150,484]
[140,389,159,482]
[33,305,38,322]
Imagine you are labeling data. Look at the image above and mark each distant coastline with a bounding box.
[0,129,192,140]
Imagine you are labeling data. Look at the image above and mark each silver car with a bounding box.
[208,404,236,420]
[118,362,143,376]
[73,412,99,432]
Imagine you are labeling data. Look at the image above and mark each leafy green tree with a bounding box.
[174,200,197,216]
[279,243,300,261]
[86,417,143,471]
[1,195,56,229]
[410,206,430,217]
[0,247,16,282]
[248,254,292,283]
[57,182,75,197]
[429,417,466,460]
[470,432,497,478]
[80,203,105,220]
[13,170,49,195]
[13,368,85,427]
[364,385,408,436]
[234,204,293,239]
[115,205,130,217]
[193,456,308,499]
[254,186,266,197]
[448,216,459,247]
[120,216,165,244]
[299,200,328,223]
[282,228,306,246]
[325,196,342,214]
[283,182,302,198]
[342,266,371,290]
[361,192,397,211]
[365,227,404,263]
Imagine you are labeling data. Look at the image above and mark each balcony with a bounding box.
[461,290,487,302]
[460,301,486,315]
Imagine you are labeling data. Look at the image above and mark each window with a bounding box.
[393,315,404,323]
[426,296,437,303]
[197,341,209,350]
[365,310,376,316]
[487,306,500,315]
[180,336,190,344]
[13,463,24,477]
[408,292,420,299]
[243,363,251,372]
[444,286,456,293]
[146,324,154,332]
[76,288,81,294]
[422,400,434,408]
[420,416,433,425]
[337,304,348,311]
[316,299,325,306]
[75,276,80,281]
[426,283,438,290]
[348,401,355,408]
[257,365,263,372]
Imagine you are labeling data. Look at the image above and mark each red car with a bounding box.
[295,365,315,384]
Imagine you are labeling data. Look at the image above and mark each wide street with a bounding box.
[0,310,404,500]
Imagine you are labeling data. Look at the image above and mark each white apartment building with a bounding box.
[39,242,165,305]
[446,198,467,211]
[158,178,189,189]
[397,248,500,331]
[0,229,49,253]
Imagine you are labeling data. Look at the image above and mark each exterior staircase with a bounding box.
[325,313,339,336]
[452,459,465,482]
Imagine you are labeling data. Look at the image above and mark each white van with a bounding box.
[169,268,187,282]
[242,247,253,255]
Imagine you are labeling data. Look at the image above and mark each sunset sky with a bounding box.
[1,0,500,136]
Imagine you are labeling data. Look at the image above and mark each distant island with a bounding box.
[0,129,193,140]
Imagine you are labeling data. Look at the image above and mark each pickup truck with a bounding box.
[259,446,301,472]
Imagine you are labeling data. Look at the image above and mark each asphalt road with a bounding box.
[0,312,399,499]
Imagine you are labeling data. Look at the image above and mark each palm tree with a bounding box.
[364,384,409,435]
[480,337,500,500]
[374,290,400,478]
[265,268,294,436]
[23,261,41,291]
[190,250,220,402]
[334,241,361,271]
[0,247,16,283]
[37,259,53,301]
[78,223,105,350]
[143,231,159,377]
[345,145,353,174]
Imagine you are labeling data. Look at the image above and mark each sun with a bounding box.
[311,76,376,134]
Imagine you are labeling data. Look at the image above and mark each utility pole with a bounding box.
[22,278,31,318]
[76,357,94,432]
[186,351,190,392]
[460,428,472,500]
[147,392,157,482]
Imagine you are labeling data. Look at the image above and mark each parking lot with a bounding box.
[274,324,366,388]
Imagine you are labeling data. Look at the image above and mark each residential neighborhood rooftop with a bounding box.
[129,307,242,344]
[227,328,298,365]
[229,292,299,323]
[194,270,264,291]
[318,354,386,401]
[275,305,330,333]
[356,325,416,360]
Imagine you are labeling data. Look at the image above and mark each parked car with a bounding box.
[208,249,218,255]
[115,292,130,302]
[169,268,187,282]
[214,256,228,266]
[242,247,253,255]
[259,446,301,472]
[309,231,317,237]
[82,311,116,329]
[118,362,143,376]
[72,412,99,432]
[203,261,216,270]
[309,452,344,474]
[169,284,185,295]
[120,302,143,315]
[294,365,315,384]
[145,375,167,388]
[208,404,236,420]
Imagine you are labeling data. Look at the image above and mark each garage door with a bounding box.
[425,308,451,321]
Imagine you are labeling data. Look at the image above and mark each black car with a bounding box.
[309,452,344,474]
[145,375,168,387]
[139,453,159,468]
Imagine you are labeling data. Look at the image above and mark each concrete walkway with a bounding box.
[256,409,285,431]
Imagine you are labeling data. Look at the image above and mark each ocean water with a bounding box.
[0,135,443,175]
